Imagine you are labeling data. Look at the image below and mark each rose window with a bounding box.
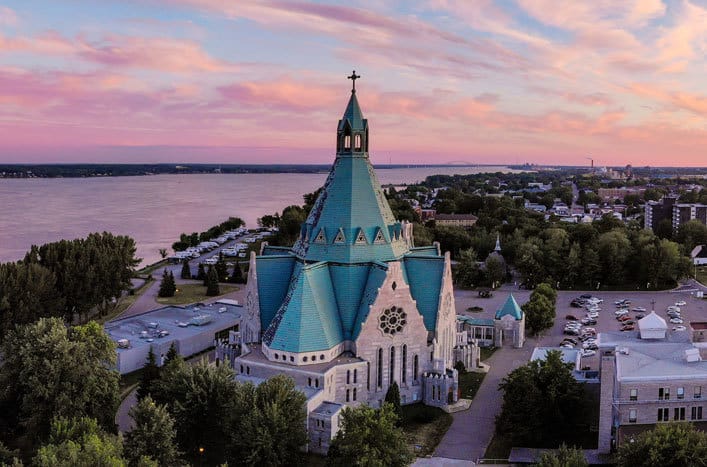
[379,306,407,335]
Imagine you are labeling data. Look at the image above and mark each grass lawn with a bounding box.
[480,346,498,362]
[156,283,240,305]
[458,371,486,400]
[401,403,453,457]
[136,259,168,278]
[697,267,707,287]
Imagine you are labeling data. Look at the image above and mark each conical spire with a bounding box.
[494,234,502,252]
[291,73,408,263]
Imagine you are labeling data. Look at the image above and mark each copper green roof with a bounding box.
[495,294,523,320]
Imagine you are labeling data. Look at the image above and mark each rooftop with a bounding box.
[105,301,241,352]
[238,344,364,375]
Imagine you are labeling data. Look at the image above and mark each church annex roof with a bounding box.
[495,294,523,320]
[403,255,445,331]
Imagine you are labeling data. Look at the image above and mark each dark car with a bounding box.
[580,294,592,299]
[566,314,578,321]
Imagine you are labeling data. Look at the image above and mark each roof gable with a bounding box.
[404,255,444,331]
[495,294,523,320]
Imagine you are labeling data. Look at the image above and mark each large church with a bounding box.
[234,74,466,454]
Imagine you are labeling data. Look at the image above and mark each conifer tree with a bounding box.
[196,263,206,283]
[215,254,228,283]
[164,343,180,367]
[206,266,220,296]
[180,260,191,280]
[137,347,160,401]
[124,396,181,467]
[230,262,245,284]
[158,269,176,298]
[384,381,402,424]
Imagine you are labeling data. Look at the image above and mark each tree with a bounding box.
[158,248,168,259]
[384,381,402,423]
[158,270,176,298]
[485,254,506,288]
[533,282,557,304]
[215,253,229,282]
[236,375,309,466]
[33,417,125,467]
[616,423,707,467]
[0,441,20,466]
[136,347,160,401]
[675,219,707,253]
[205,266,220,296]
[124,397,180,467]
[150,361,241,465]
[163,342,180,367]
[536,444,587,467]
[433,225,473,258]
[196,263,206,282]
[0,261,64,342]
[454,248,481,289]
[328,403,412,467]
[654,218,673,240]
[230,262,245,284]
[179,261,191,280]
[0,318,120,446]
[496,351,586,447]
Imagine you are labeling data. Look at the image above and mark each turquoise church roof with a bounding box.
[495,294,523,320]
[256,78,447,353]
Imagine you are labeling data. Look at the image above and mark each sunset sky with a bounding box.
[1,1,706,166]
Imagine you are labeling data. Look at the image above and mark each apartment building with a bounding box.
[598,314,707,453]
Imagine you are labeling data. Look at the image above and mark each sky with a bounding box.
[1,1,706,167]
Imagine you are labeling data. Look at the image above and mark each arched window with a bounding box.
[346,389,350,402]
[344,135,351,149]
[354,134,362,150]
[402,345,407,384]
[346,370,350,384]
[308,377,312,387]
[353,388,357,401]
[315,378,319,388]
[354,369,358,384]
[303,356,308,362]
[377,348,383,388]
[414,355,419,381]
[389,346,396,384]
[274,353,279,360]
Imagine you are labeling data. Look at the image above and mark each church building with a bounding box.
[233,74,461,454]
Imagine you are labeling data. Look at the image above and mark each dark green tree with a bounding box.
[163,342,180,367]
[496,351,586,447]
[454,248,481,289]
[384,381,403,424]
[536,444,587,467]
[150,361,241,465]
[158,270,176,298]
[180,261,191,280]
[230,262,245,284]
[136,347,160,401]
[124,396,180,467]
[616,423,707,467]
[196,263,206,282]
[236,375,309,466]
[33,417,125,467]
[0,318,120,446]
[523,293,554,336]
[205,266,220,296]
[328,403,412,467]
[485,254,506,288]
[215,254,228,283]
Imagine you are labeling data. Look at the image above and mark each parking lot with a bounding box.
[536,290,707,370]
[454,286,707,370]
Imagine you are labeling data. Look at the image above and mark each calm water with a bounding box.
[0,166,517,266]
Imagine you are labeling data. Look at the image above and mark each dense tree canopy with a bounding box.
[536,444,588,467]
[328,403,412,467]
[33,417,125,467]
[496,350,587,447]
[0,318,120,448]
[124,397,180,467]
[523,284,556,336]
[616,423,707,467]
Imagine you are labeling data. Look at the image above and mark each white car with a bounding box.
[670,318,684,324]
[203,257,218,265]
[581,349,597,358]
[615,310,629,316]
[668,306,681,312]
[632,307,647,312]
[675,301,687,306]
[673,325,687,332]
[586,312,599,319]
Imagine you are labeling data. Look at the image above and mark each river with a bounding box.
[0,166,519,265]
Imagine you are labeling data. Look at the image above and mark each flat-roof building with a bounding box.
[105,300,241,374]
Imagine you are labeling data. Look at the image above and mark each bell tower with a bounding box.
[336,70,369,156]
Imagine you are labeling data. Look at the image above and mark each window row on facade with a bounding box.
[628,385,702,401]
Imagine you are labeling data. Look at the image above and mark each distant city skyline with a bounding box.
[1,0,706,166]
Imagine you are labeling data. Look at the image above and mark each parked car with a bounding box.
[581,349,597,358]
[581,318,597,325]
[673,325,687,332]
[675,301,687,306]
[580,294,592,299]
[617,315,632,322]
[566,314,578,321]
[615,309,629,316]
[670,318,684,324]
[621,324,635,331]
[632,307,647,312]
[635,314,645,319]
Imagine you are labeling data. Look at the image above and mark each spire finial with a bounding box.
[347,70,361,93]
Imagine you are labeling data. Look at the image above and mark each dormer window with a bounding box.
[354,134,362,150]
[314,229,327,244]
[334,229,346,244]
[355,229,367,244]
[374,229,386,244]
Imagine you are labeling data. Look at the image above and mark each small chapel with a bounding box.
[233,73,462,454]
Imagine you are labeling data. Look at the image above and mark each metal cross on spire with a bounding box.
[347,70,361,92]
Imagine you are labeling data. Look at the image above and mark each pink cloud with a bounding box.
[0,6,18,26]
